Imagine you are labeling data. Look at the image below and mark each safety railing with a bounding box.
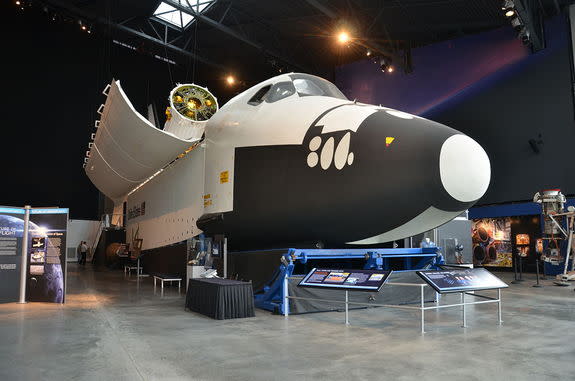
[283,276,503,334]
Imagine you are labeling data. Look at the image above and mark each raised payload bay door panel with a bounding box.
[85,80,198,200]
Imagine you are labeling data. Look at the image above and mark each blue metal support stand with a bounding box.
[251,247,444,313]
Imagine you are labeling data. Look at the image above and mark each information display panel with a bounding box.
[0,207,25,303]
[27,208,68,303]
[298,268,391,291]
[417,268,508,294]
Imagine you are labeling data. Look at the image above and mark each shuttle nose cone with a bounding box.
[439,134,491,202]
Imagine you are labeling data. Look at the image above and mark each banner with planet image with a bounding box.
[0,207,68,304]
[26,209,68,303]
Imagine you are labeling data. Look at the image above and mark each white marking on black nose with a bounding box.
[307,132,354,170]
[439,134,491,202]
[309,136,321,151]
[334,132,351,170]
[307,136,321,168]
[320,137,335,169]
[307,152,319,167]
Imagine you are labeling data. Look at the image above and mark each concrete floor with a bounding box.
[1,264,574,381]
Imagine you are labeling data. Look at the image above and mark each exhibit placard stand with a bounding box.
[131,238,149,283]
[533,255,543,288]
[417,267,508,329]
[511,251,525,284]
[285,267,507,333]
[296,268,392,325]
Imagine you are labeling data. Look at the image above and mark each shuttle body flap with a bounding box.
[85,80,198,200]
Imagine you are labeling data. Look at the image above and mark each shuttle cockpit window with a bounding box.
[266,81,296,103]
[290,74,348,100]
[248,85,272,106]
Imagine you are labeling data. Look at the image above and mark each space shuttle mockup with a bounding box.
[85,73,490,251]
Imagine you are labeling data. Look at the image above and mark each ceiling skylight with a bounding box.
[153,1,215,29]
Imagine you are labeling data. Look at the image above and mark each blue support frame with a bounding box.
[252,247,444,314]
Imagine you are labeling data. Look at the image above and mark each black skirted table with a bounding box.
[185,278,255,319]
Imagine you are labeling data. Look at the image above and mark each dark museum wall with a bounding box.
[336,15,575,206]
[2,2,574,219]
[1,5,98,219]
[0,2,254,220]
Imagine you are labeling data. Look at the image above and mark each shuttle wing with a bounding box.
[85,80,197,200]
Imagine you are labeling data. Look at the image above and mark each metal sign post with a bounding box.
[223,237,228,278]
[18,205,31,304]
[345,290,349,325]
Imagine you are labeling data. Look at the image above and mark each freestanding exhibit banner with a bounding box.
[0,206,68,304]
[0,207,26,303]
[26,208,69,303]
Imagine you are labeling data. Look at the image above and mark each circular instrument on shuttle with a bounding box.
[169,84,218,122]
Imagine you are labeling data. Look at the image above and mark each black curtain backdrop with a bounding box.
[0,3,239,219]
[427,16,575,204]
[3,2,575,219]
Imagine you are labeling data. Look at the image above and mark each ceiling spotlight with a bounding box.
[379,57,392,73]
[502,1,516,18]
[518,28,531,45]
[226,75,235,85]
[510,16,522,31]
[15,1,21,5]
[502,0,515,10]
[366,49,372,57]
[337,31,350,44]
[81,25,87,30]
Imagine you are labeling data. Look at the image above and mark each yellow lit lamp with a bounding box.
[535,238,543,254]
[515,234,530,245]
[515,233,530,258]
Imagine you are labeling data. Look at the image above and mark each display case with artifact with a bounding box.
[534,189,575,285]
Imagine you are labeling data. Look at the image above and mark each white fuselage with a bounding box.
[86,73,490,250]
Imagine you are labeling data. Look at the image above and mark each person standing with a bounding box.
[79,241,88,265]
[76,241,83,264]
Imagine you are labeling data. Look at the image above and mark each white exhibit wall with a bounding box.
[126,145,205,250]
[66,219,100,262]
